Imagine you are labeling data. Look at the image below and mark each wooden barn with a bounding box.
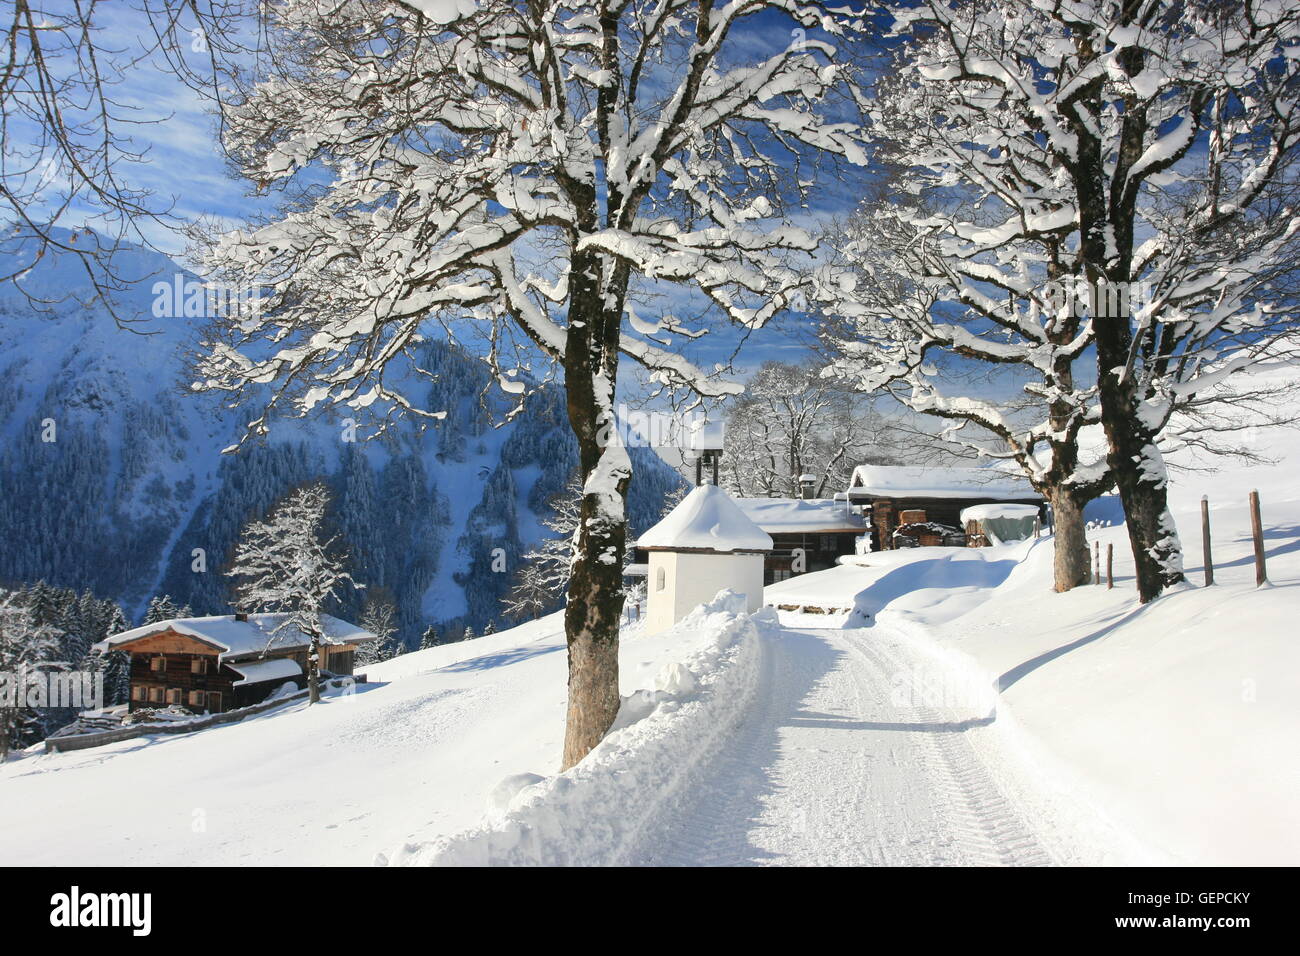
[733,496,868,584]
[843,465,1044,551]
[93,613,377,714]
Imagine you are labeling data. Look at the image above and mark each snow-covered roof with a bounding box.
[847,465,1041,501]
[93,613,376,661]
[228,657,303,687]
[734,497,866,534]
[637,484,773,553]
[960,503,1042,523]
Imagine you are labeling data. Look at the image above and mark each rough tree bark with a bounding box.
[1073,36,1185,604]
[308,632,321,704]
[1049,487,1091,591]
[1094,360,1184,602]
[560,248,631,771]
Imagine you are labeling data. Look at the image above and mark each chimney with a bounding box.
[234,611,249,622]
[798,474,818,500]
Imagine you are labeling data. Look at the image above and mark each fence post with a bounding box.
[1201,496,1214,587]
[1094,541,1101,585]
[1106,543,1114,589]
[1250,490,1267,587]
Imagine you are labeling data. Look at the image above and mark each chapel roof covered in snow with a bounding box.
[637,484,773,553]
[93,613,376,662]
[846,465,1041,502]
[734,497,866,534]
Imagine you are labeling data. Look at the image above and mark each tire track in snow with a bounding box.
[629,623,1053,866]
[840,628,1052,866]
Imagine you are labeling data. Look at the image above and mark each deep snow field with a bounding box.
[1,415,1297,866]
[765,419,1300,865]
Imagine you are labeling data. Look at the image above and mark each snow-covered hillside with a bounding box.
[0,230,684,643]
[762,405,1300,865]
[2,351,1295,866]
[0,608,750,865]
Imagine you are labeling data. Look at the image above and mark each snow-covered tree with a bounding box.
[722,360,899,499]
[521,469,584,597]
[0,590,59,760]
[143,594,192,625]
[226,483,358,703]
[360,595,401,662]
[821,0,1300,601]
[820,183,1112,591]
[189,0,869,766]
[502,561,557,624]
[418,625,441,651]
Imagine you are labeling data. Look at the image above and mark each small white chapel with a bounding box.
[636,482,773,635]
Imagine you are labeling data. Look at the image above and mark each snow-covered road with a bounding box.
[628,625,1053,866]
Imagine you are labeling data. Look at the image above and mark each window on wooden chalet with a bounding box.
[190,658,209,675]
[188,690,205,709]
[820,535,836,551]
[148,686,165,704]
[166,689,183,706]
[131,686,146,702]
[150,656,166,672]
[772,569,793,582]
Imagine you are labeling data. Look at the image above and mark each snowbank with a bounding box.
[364,612,565,681]
[382,592,774,867]
[854,422,1300,865]
[768,542,1034,626]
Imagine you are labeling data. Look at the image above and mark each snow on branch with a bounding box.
[189,0,871,448]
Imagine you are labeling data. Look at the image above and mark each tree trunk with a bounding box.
[1095,368,1184,602]
[561,565,624,769]
[559,247,631,771]
[308,633,320,704]
[1050,487,1091,591]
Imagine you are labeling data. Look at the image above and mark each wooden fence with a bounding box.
[1090,490,1269,590]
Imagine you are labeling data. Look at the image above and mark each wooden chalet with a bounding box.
[732,496,867,584]
[93,613,377,714]
[843,465,1044,550]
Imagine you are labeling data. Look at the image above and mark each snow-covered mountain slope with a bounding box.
[0,609,742,865]
[0,230,685,643]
